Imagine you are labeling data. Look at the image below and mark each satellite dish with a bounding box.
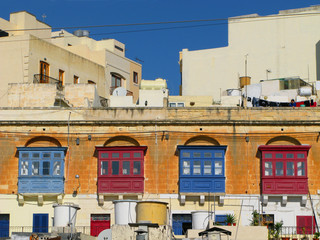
[98,229,112,240]
[112,87,127,96]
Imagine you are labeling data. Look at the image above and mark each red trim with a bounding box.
[259,145,311,151]
[96,146,148,154]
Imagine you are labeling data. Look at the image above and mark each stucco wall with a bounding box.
[181,6,320,102]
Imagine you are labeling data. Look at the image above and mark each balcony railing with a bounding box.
[268,226,317,239]
[33,74,63,91]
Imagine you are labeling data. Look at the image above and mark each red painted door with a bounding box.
[297,216,316,234]
[90,214,110,237]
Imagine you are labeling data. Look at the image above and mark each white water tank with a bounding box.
[53,203,80,227]
[299,87,312,96]
[191,211,213,230]
[113,200,137,225]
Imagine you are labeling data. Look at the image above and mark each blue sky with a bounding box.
[1,0,320,95]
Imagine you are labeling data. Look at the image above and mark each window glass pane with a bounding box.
[204,160,212,175]
[112,161,119,175]
[286,162,294,176]
[43,153,50,158]
[264,162,273,176]
[53,161,61,176]
[43,161,50,175]
[193,152,201,158]
[204,153,212,158]
[32,162,39,176]
[193,161,201,175]
[297,162,305,176]
[286,154,294,159]
[101,161,108,175]
[123,161,130,175]
[297,154,305,158]
[183,161,190,175]
[32,153,40,158]
[134,152,141,158]
[21,161,29,175]
[215,152,223,158]
[215,161,223,175]
[177,103,184,107]
[265,153,272,159]
[182,152,190,158]
[101,153,109,158]
[275,154,283,159]
[169,103,176,107]
[22,153,29,158]
[133,161,141,175]
[112,153,119,158]
[123,153,130,158]
[54,153,61,158]
[276,162,284,176]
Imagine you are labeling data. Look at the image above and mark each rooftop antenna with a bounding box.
[42,14,47,22]
[135,57,144,63]
[245,54,249,76]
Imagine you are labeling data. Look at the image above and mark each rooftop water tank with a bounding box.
[192,211,213,230]
[53,203,80,227]
[136,201,168,225]
[113,200,137,225]
[298,87,312,96]
[240,76,251,88]
[73,30,90,37]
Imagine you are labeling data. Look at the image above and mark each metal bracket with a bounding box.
[200,195,205,205]
[180,194,186,205]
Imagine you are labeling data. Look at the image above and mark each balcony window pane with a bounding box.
[32,162,39,176]
[54,153,61,158]
[43,161,50,175]
[101,161,108,175]
[204,153,212,158]
[22,153,29,158]
[215,161,223,175]
[264,162,273,176]
[101,153,109,158]
[297,162,305,176]
[53,161,61,176]
[43,153,51,158]
[32,153,40,158]
[276,162,284,176]
[112,161,119,175]
[297,154,305,158]
[286,162,294,176]
[215,152,223,158]
[112,153,119,158]
[123,153,130,158]
[183,161,190,175]
[286,154,294,159]
[133,161,141,175]
[123,161,130,175]
[134,152,141,158]
[21,161,29,175]
[182,152,190,158]
[193,153,201,158]
[193,161,201,175]
[204,161,212,175]
[276,154,283,159]
[265,153,272,159]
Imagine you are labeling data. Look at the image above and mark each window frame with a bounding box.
[17,147,67,178]
[133,71,138,84]
[97,146,147,178]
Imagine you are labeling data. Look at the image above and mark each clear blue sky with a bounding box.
[1,0,320,95]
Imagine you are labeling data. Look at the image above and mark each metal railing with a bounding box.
[268,226,317,239]
[33,74,63,91]
[4,226,102,237]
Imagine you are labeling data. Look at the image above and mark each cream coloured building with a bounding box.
[0,11,141,107]
[180,5,320,102]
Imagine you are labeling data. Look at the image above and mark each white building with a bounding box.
[180,5,320,103]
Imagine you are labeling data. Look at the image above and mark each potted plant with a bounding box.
[314,232,320,240]
[250,210,261,226]
[269,221,283,240]
[226,214,236,226]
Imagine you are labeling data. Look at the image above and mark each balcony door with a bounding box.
[40,61,49,83]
